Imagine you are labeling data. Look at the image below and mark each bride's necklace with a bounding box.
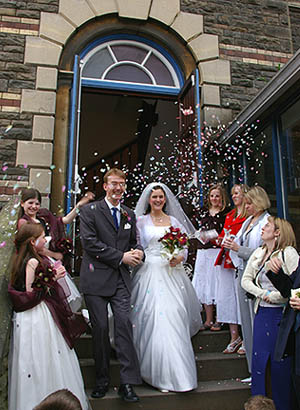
[151,213,165,223]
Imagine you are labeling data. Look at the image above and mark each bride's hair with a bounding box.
[135,182,195,234]
[145,185,167,214]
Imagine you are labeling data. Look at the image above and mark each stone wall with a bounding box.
[0,1,57,197]
[0,197,19,410]
[290,5,300,52]
[181,0,292,52]
[181,0,295,118]
[0,0,300,195]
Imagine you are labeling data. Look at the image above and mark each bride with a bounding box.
[131,183,202,392]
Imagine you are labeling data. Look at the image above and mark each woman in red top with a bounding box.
[215,184,248,353]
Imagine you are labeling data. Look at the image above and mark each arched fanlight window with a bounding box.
[80,35,183,95]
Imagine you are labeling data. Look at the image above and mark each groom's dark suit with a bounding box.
[79,198,142,387]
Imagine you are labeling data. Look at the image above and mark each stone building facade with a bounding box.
[0,0,299,210]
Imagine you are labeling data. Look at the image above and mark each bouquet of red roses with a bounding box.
[159,226,189,269]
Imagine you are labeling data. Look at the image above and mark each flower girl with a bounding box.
[8,223,89,410]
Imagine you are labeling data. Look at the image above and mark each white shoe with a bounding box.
[241,377,251,383]
[159,389,169,393]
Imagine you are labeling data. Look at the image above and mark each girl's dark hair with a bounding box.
[145,185,167,214]
[19,188,42,219]
[11,222,44,288]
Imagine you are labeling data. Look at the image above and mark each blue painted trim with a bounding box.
[81,78,180,95]
[66,55,80,214]
[277,118,289,219]
[271,119,284,217]
[80,33,184,88]
[195,68,203,206]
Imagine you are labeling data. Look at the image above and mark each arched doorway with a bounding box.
[72,34,188,206]
[53,17,202,216]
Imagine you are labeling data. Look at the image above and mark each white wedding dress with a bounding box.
[131,215,202,392]
[8,289,88,410]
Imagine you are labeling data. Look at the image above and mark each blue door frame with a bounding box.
[65,37,203,213]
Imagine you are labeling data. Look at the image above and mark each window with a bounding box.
[245,125,277,214]
[280,99,300,246]
[81,38,181,93]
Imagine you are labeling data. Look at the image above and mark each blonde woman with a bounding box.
[223,186,270,374]
[192,184,229,330]
[215,184,248,353]
[241,217,299,410]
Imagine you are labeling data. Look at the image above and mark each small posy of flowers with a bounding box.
[159,226,189,262]
[120,208,131,222]
[31,264,56,294]
[55,237,73,255]
[291,288,300,298]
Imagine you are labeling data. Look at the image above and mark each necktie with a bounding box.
[112,207,119,230]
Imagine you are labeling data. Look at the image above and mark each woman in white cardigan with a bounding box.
[223,186,270,375]
[241,216,299,410]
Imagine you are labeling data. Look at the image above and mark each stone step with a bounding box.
[86,379,251,410]
[192,329,233,354]
[80,353,249,389]
[75,330,233,360]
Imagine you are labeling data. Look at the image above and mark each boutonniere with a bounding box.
[120,208,131,223]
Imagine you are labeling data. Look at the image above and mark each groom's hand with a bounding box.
[122,251,142,267]
[131,249,144,262]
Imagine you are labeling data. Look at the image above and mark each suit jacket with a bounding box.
[79,199,143,297]
[267,264,300,375]
[230,211,269,272]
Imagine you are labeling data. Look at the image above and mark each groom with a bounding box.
[79,168,143,402]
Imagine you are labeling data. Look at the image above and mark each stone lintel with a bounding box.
[29,168,52,194]
[16,141,53,167]
[21,89,56,114]
[117,0,151,20]
[199,59,231,85]
[87,0,118,15]
[32,115,55,141]
[24,37,62,66]
[171,11,203,42]
[59,0,95,27]
[189,34,219,62]
[201,84,220,107]
[36,67,58,91]
[40,12,74,45]
[150,0,180,26]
